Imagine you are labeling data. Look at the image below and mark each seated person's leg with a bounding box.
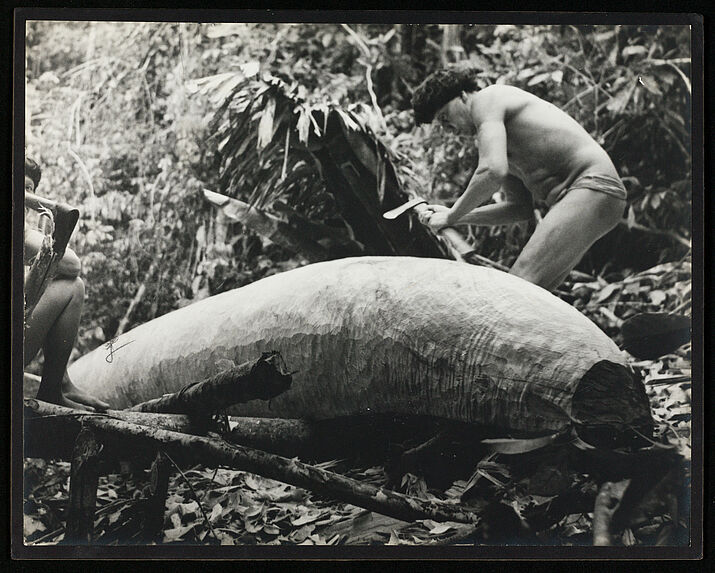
[509,188,625,291]
[24,277,108,410]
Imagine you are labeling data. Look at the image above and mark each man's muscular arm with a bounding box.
[446,95,509,225]
[454,175,533,226]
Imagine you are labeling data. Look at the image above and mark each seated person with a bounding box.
[411,66,627,291]
[23,157,109,411]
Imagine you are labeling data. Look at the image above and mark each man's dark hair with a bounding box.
[25,157,42,189]
[411,66,482,125]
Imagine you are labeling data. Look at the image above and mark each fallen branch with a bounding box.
[227,416,316,455]
[24,399,317,460]
[128,352,292,415]
[161,451,220,545]
[24,399,482,525]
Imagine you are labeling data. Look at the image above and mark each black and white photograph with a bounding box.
[13,14,701,557]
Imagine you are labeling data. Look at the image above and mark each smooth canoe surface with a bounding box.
[70,257,625,433]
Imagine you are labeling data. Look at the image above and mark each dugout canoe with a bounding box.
[69,257,652,438]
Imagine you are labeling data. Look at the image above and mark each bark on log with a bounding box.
[69,257,653,440]
[227,416,316,455]
[24,400,205,460]
[142,451,172,543]
[63,427,102,544]
[128,352,292,415]
[25,400,471,464]
[25,401,483,526]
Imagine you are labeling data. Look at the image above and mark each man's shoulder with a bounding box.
[475,84,534,106]
[469,85,520,121]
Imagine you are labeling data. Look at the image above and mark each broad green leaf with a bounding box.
[239,61,260,78]
[638,74,662,96]
[429,523,454,535]
[516,67,540,80]
[211,73,247,106]
[163,524,196,543]
[257,97,276,150]
[481,431,562,454]
[295,107,311,144]
[209,503,223,522]
[622,45,648,58]
[606,83,635,113]
[24,515,47,537]
[527,72,552,86]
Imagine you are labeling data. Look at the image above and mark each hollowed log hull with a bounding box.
[69,257,651,435]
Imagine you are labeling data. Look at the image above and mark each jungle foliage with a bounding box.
[24,22,691,357]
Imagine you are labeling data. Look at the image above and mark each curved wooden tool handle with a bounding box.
[411,202,475,258]
[52,204,80,257]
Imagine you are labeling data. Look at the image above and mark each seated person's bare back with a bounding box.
[412,69,627,291]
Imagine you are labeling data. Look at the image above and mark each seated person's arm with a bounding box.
[24,227,82,278]
[452,175,534,226]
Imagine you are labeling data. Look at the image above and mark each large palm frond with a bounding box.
[205,66,446,259]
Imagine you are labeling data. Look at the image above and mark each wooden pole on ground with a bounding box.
[142,451,172,543]
[63,427,103,544]
[25,400,482,526]
[128,352,292,415]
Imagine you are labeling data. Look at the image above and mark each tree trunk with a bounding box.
[440,24,464,66]
[400,24,428,80]
[141,451,172,543]
[63,427,102,544]
[69,257,653,441]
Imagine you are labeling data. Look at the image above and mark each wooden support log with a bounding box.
[26,400,473,466]
[63,427,103,545]
[227,416,316,455]
[24,400,209,460]
[128,352,292,416]
[25,399,323,461]
[25,400,482,526]
[142,451,172,543]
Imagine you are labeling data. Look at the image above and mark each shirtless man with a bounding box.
[411,67,627,291]
[24,157,110,411]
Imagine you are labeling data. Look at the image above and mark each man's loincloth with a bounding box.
[546,173,628,207]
